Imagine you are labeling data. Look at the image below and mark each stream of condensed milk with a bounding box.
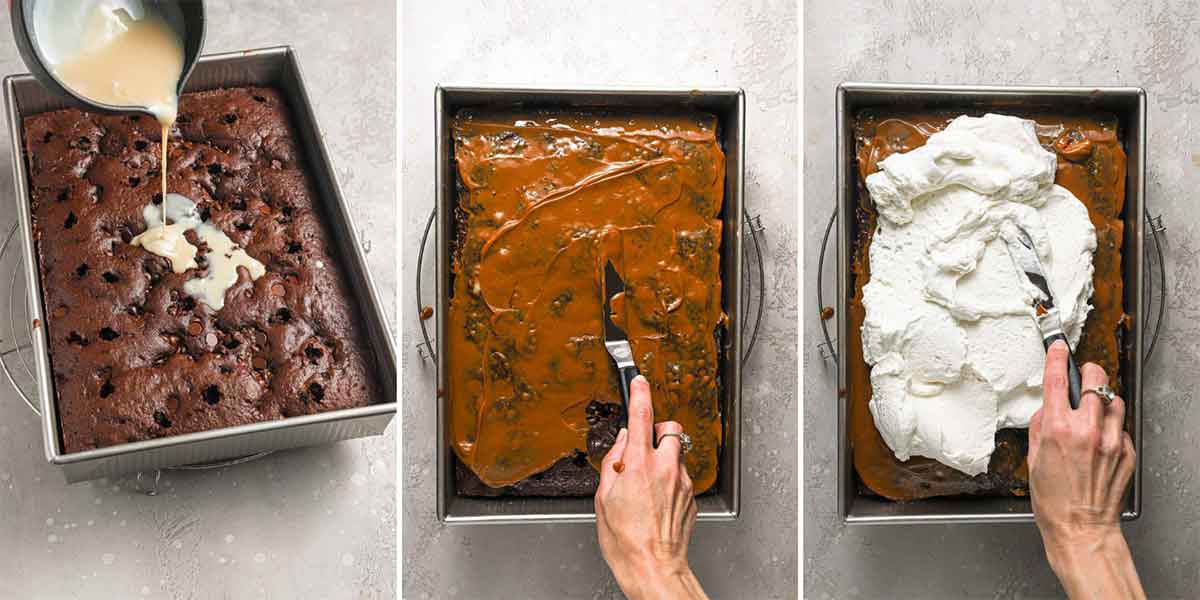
[42,3,264,309]
[45,2,183,232]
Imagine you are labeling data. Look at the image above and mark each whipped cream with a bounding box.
[861,114,1096,475]
[132,193,266,311]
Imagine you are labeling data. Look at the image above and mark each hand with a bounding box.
[595,375,707,600]
[1030,340,1144,599]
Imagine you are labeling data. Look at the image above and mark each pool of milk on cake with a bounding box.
[130,194,266,311]
[861,113,1097,476]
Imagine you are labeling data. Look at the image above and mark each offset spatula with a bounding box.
[1000,222,1083,409]
[602,260,640,410]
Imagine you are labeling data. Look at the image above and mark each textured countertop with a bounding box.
[401,1,798,598]
[0,2,396,598]
[804,1,1200,598]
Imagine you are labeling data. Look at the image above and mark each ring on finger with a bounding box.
[1083,384,1115,406]
[657,432,692,454]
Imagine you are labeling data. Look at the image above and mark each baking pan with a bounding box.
[3,46,397,483]
[835,82,1146,525]
[435,85,744,524]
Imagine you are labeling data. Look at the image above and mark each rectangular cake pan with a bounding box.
[835,82,1146,525]
[435,85,744,524]
[3,46,397,483]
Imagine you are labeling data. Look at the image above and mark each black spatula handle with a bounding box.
[1043,332,1082,410]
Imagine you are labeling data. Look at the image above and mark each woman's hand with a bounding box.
[595,375,707,600]
[1030,340,1144,599]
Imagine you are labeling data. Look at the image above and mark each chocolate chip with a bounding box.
[272,308,291,323]
[64,212,76,229]
[305,346,323,361]
[286,241,302,254]
[202,385,221,405]
[99,381,114,398]
[102,271,119,283]
[56,189,69,203]
[75,263,89,278]
[307,382,324,402]
[134,140,148,151]
[128,176,141,188]
[223,113,238,124]
[98,327,119,341]
[153,410,172,428]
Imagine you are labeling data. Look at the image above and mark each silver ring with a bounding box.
[1083,385,1115,406]
[658,432,692,454]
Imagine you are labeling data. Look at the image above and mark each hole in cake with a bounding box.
[286,241,302,254]
[223,338,240,350]
[99,381,114,398]
[219,366,232,374]
[76,137,91,149]
[222,113,238,124]
[128,176,141,188]
[64,212,77,229]
[571,451,590,468]
[153,410,172,428]
[152,192,163,205]
[102,271,119,283]
[236,221,252,231]
[207,164,223,176]
[230,198,247,210]
[252,95,267,103]
[271,308,292,324]
[134,140,149,151]
[129,115,141,122]
[41,131,53,143]
[307,382,324,402]
[99,327,120,341]
[75,263,89,277]
[305,346,323,361]
[56,189,69,203]
[202,385,221,405]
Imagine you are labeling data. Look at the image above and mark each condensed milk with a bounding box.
[36,1,183,231]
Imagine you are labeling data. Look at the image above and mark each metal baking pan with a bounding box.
[3,46,397,483]
[835,82,1146,525]
[435,85,744,524]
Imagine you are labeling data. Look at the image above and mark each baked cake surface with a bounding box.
[449,109,725,496]
[22,86,379,453]
[850,111,1127,500]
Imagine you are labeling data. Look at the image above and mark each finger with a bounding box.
[1042,340,1070,420]
[1028,407,1044,469]
[1100,393,1126,464]
[624,375,654,458]
[1079,362,1108,432]
[1111,432,1137,493]
[654,421,684,461]
[597,427,629,497]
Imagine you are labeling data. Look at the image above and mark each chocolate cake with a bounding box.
[22,86,380,453]
[448,109,726,497]
[850,110,1128,500]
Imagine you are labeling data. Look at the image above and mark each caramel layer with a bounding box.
[449,110,725,493]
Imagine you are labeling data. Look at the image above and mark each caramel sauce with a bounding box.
[448,110,726,493]
[850,112,1126,500]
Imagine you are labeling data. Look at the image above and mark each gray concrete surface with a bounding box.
[401,1,798,598]
[804,1,1200,598]
[0,2,396,598]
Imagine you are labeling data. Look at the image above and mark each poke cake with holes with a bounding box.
[21,86,380,453]
[447,109,726,497]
